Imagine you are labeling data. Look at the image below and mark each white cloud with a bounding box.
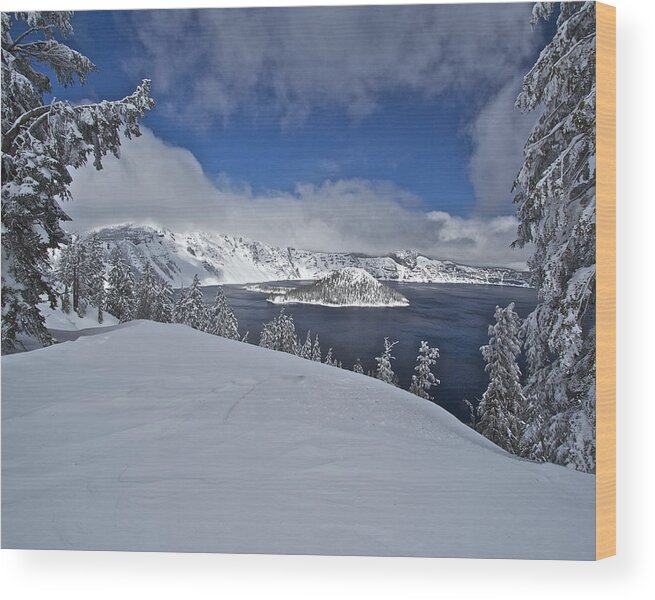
[67,128,528,269]
[468,77,537,216]
[122,4,541,127]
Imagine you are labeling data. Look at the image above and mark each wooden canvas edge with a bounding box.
[596,1,616,561]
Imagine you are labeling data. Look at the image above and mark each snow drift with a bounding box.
[1,321,594,558]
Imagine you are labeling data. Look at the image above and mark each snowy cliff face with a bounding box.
[268,267,410,307]
[88,225,529,287]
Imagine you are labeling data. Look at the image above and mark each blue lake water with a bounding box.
[201,282,538,423]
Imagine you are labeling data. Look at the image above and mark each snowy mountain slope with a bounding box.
[87,224,529,287]
[2,321,594,558]
[268,267,410,307]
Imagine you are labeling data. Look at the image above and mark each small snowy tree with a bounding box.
[259,309,298,354]
[299,331,313,359]
[311,334,322,362]
[173,274,208,331]
[409,341,440,401]
[1,12,153,351]
[206,286,239,340]
[477,303,526,455]
[513,2,597,472]
[105,249,135,323]
[375,338,398,386]
[324,348,337,367]
[353,357,364,374]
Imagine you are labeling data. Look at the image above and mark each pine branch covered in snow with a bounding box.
[1,12,153,352]
[513,2,597,472]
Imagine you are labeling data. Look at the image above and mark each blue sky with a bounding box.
[34,5,552,267]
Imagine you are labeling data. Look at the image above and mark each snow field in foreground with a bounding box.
[2,321,594,558]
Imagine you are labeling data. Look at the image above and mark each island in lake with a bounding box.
[266,267,410,307]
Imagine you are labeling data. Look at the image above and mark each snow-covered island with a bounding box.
[267,267,410,307]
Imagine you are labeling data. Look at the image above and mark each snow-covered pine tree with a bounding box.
[173,274,208,331]
[311,334,322,362]
[55,237,82,314]
[1,12,153,352]
[353,357,364,374]
[477,303,526,455]
[206,286,239,340]
[277,311,299,354]
[375,338,398,386]
[60,284,71,314]
[105,249,136,323]
[324,348,336,367]
[300,331,313,359]
[513,2,597,472]
[259,309,299,354]
[84,236,105,323]
[55,235,105,321]
[409,341,440,401]
[135,263,158,320]
[152,280,174,324]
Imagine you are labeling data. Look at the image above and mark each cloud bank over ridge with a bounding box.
[68,128,528,269]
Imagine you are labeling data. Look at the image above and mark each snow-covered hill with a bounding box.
[268,267,410,307]
[2,321,593,558]
[86,224,529,287]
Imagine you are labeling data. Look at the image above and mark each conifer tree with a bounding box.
[152,280,174,324]
[375,338,398,386]
[207,286,239,340]
[56,237,84,315]
[135,263,158,320]
[84,237,106,323]
[105,249,135,323]
[60,284,71,314]
[513,2,597,472]
[1,12,152,351]
[259,309,298,354]
[56,235,105,321]
[324,348,337,367]
[409,341,440,401]
[173,274,208,331]
[353,357,364,374]
[477,303,526,455]
[300,331,313,359]
[311,334,322,362]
